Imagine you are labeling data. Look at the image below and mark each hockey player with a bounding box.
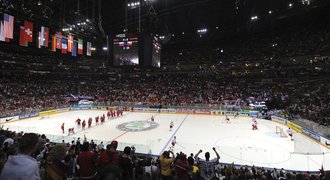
[287,128,293,140]
[88,118,92,128]
[234,112,239,119]
[252,120,258,130]
[170,136,176,150]
[76,118,81,126]
[170,121,174,131]
[100,116,105,124]
[95,116,99,125]
[151,116,154,122]
[107,111,111,120]
[61,123,65,133]
[226,115,230,123]
[82,120,86,130]
[68,127,75,135]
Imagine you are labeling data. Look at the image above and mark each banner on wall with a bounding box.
[271,116,287,125]
[302,127,321,142]
[287,121,302,133]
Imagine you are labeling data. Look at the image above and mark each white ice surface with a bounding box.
[3,111,330,172]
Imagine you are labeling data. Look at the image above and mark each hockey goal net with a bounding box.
[276,126,288,138]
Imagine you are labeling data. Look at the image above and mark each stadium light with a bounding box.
[103,47,108,51]
[251,16,258,21]
[289,3,293,7]
[182,32,185,35]
[197,28,207,33]
[268,10,272,14]
[91,47,96,51]
[216,26,219,29]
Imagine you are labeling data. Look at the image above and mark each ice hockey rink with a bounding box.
[2,110,330,172]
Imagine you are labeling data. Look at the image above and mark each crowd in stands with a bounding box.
[0,128,329,180]
[1,72,329,127]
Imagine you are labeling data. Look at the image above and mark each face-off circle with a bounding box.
[117,121,159,132]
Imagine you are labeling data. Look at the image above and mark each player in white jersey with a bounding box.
[225,115,230,123]
[194,147,220,180]
[287,128,293,140]
[170,136,176,150]
[170,121,174,131]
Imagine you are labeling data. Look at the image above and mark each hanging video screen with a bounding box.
[113,34,139,66]
[152,36,161,68]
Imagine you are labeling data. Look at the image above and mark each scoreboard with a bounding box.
[152,36,161,68]
[113,34,139,66]
[112,33,161,68]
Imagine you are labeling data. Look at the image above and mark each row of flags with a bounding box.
[0,13,91,56]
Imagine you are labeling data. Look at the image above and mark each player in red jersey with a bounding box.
[107,111,111,120]
[76,118,81,126]
[68,127,75,135]
[95,116,99,125]
[82,120,86,130]
[61,123,65,133]
[88,118,92,128]
[252,120,258,130]
[101,116,105,124]
[116,110,120,117]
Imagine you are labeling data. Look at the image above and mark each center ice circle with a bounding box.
[117,121,159,132]
[215,136,292,165]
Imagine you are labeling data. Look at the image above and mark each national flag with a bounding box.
[37,32,41,48]
[86,41,91,56]
[119,42,124,47]
[72,41,77,57]
[19,21,33,47]
[78,38,83,55]
[38,26,49,47]
[3,13,14,40]
[67,34,73,52]
[56,32,62,49]
[0,22,5,41]
[127,41,133,46]
[61,38,67,54]
[51,35,56,52]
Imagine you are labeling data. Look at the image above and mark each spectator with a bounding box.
[119,146,133,180]
[194,147,220,180]
[45,143,70,180]
[77,142,97,179]
[175,152,192,180]
[0,133,40,180]
[97,141,121,180]
[159,150,175,180]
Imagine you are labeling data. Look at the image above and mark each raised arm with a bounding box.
[194,149,202,159]
[213,147,220,160]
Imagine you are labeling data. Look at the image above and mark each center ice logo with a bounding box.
[117,121,159,132]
